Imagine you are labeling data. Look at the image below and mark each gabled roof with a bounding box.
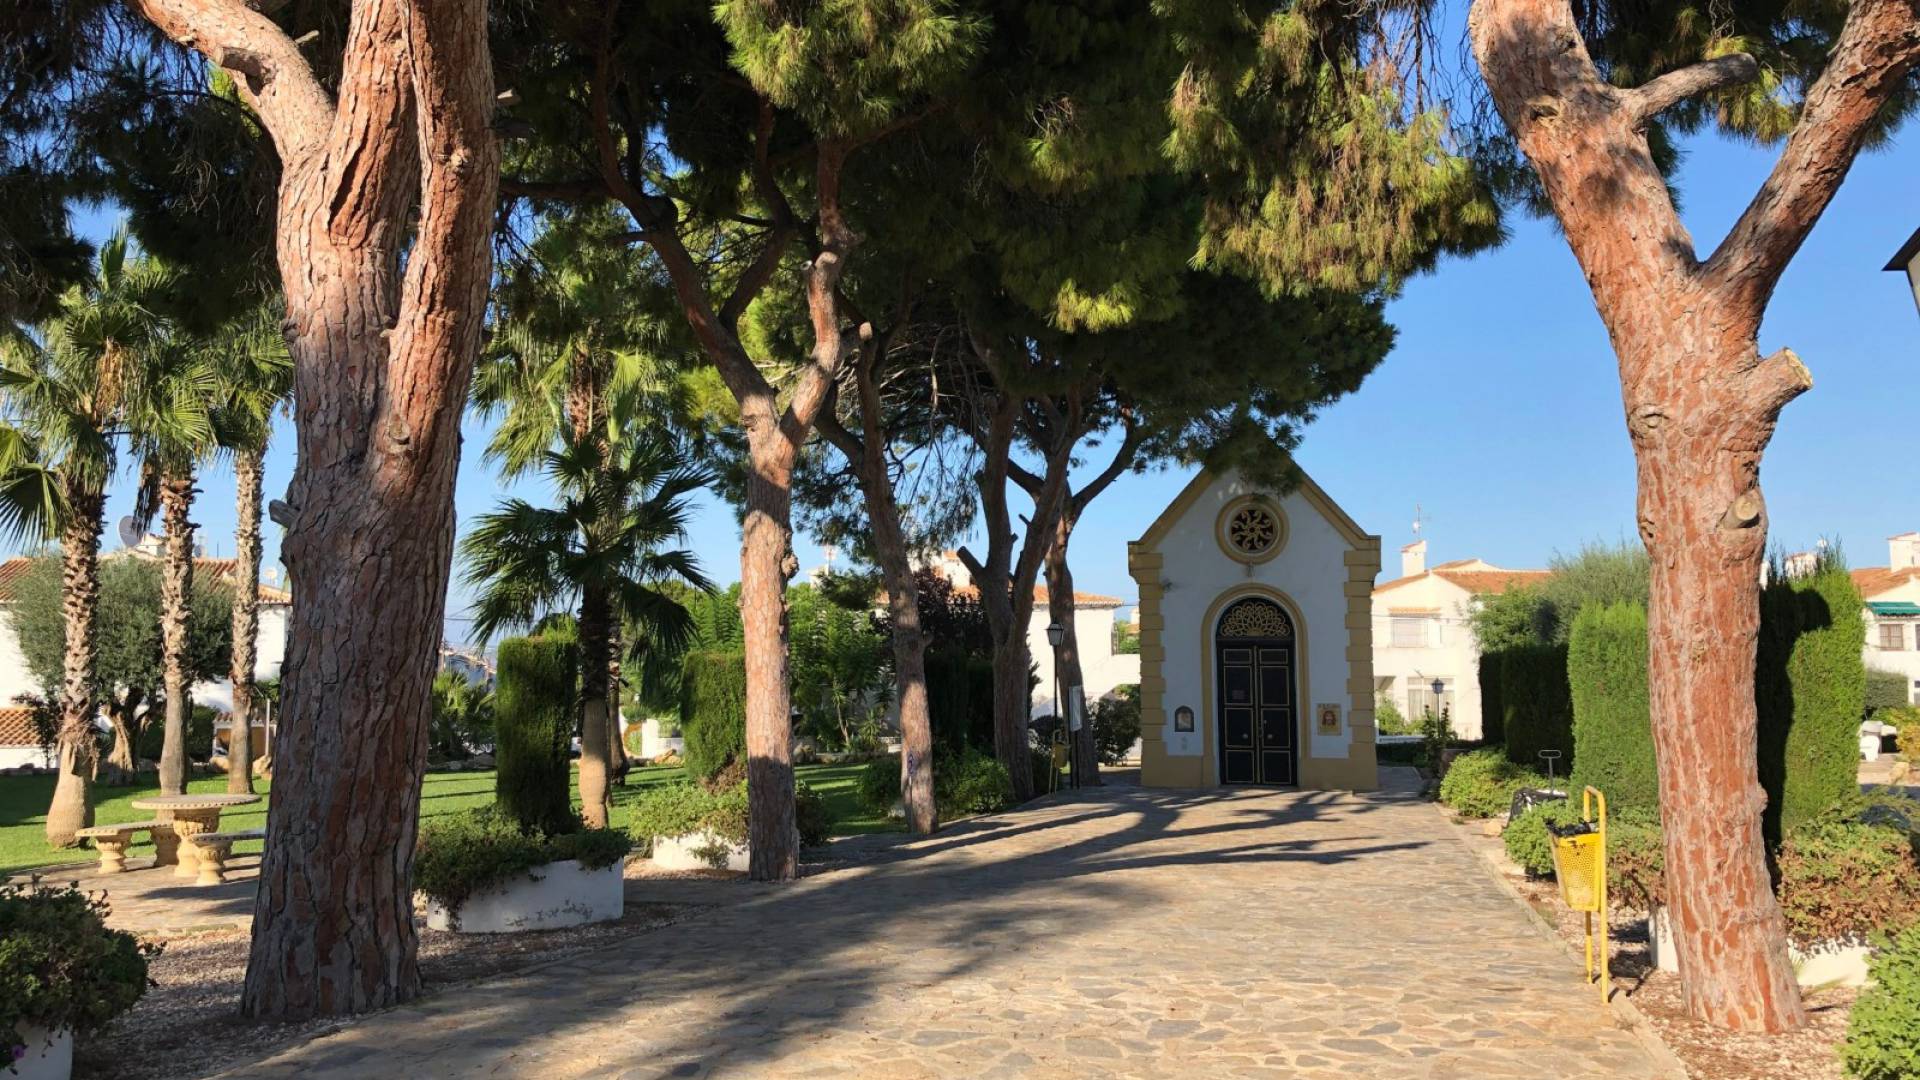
[1374,559,1551,597]
[0,555,291,605]
[1852,566,1920,600]
[0,705,41,748]
[1130,465,1375,554]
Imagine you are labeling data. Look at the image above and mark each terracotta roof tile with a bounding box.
[0,705,41,747]
[1374,565,1551,597]
[1852,567,1920,600]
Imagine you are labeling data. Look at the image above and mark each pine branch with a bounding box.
[1623,55,1759,125]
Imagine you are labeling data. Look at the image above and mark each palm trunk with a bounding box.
[1044,513,1099,786]
[157,468,196,796]
[45,483,104,846]
[577,586,614,828]
[607,621,627,773]
[228,446,263,793]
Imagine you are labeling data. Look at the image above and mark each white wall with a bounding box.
[1030,604,1141,719]
[1369,576,1486,739]
[1152,472,1355,783]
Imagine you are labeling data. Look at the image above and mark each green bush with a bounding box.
[927,648,995,755]
[1502,799,1583,876]
[494,635,577,835]
[1898,708,1920,761]
[413,806,631,921]
[136,704,220,762]
[1758,556,1867,845]
[1477,654,1504,744]
[1567,603,1658,812]
[1375,693,1414,736]
[795,783,834,847]
[0,883,157,1050]
[856,744,1014,820]
[1776,817,1920,949]
[1866,668,1910,716]
[1842,922,1920,1080]
[627,781,750,850]
[1437,748,1545,819]
[679,650,747,780]
[1092,686,1141,764]
[1500,643,1573,773]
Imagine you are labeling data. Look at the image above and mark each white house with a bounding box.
[921,551,1140,718]
[0,546,291,769]
[1128,467,1379,790]
[1370,540,1549,740]
[1853,533,1920,706]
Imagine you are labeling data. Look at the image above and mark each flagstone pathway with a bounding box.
[218,770,1665,1079]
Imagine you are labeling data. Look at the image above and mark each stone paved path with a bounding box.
[221,771,1663,1079]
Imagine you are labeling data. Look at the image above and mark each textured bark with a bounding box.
[157,469,196,796]
[1043,517,1097,786]
[607,621,627,773]
[45,483,105,846]
[227,447,263,794]
[1470,0,1920,1031]
[132,0,498,1020]
[576,586,613,827]
[102,691,145,783]
[817,356,938,834]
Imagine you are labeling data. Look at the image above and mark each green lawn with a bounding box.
[1,760,895,876]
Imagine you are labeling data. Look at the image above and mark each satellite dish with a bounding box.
[116,516,142,549]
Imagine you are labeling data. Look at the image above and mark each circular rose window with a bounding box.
[1216,497,1286,563]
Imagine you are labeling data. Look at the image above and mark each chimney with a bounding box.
[1401,539,1427,578]
[1892,533,1920,571]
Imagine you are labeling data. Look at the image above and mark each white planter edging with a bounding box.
[9,1023,73,1080]
[650,832,749,872]
[424,859,625,933]
[1648,907,1873,986]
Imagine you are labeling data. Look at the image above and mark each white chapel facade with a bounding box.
[1128,467,1381,791]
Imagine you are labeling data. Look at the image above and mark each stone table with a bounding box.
[130,793,261,880]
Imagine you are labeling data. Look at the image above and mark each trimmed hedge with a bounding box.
[1567,603,1658,812]
[1478,651,1504,745]
[679,650,747,781]
[1842,922,1920,1080]
[1757,560,1867,845]
[1866,667,1910,716]
[494,635,577,835]
[1500,643,1573,774]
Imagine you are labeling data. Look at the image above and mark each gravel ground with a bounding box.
[73,900,692,1080]
[1450,811,1856,1080]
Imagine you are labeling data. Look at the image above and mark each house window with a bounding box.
[1391,618,1427,648]
[1880,623,1906,651]
[1407,680,1455,724]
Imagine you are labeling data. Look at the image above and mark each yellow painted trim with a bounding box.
[1134,465,1380,556]
[1213,494,1289,566]
[1197,585,1311,788]
[1299,472,1374,550]
[1133,470,1216,553]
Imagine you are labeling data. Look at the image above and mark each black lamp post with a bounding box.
[1046,621,1070,789]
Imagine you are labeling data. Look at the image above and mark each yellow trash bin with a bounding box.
[1547,787,1609,1003]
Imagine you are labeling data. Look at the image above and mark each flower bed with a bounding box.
[413,808,632,933]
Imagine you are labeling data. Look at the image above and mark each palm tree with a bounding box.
[205,300,291,793]
[0,231,173,844]
[461,403,711,827]
[126,312,220,798]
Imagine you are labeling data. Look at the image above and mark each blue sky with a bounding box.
[38,124,1920,645]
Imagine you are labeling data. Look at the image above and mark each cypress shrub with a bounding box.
[1478,650,1505,745]
[1501,642,1573,774]
[679,650,747,781]
[1866,667,1910,716]
[1567,603,1658,811]
[1757,558,1867,845]
[494,635,577,835]
[927,647,995,755]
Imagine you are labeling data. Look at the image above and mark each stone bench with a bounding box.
[74,820,174,874]
[185,828,266,885]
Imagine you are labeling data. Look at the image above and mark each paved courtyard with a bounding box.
[214,769,1663,1079]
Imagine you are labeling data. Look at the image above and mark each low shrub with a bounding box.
[413,807,632,920]
[795,783,833,847]
[856,744,1014,820]
[1437,748,1545,819]
[627,780,835,855]
[1502,799,1582,877]
[1841,922,1920,1080]
[1776,817,1920,948]
[1092,687,1141,764]
[1374,694,1414,736]
[1501,801,1666,910]
[0,883,157,1054]
[1887,706,1920,761]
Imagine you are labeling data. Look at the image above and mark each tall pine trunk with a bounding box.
[1470,0,1917,1030]
[157,469,196,796]
[227,446,263,794]
[130,0,500,1019]
[576,586,614,827]
[45,484,104,846]
[740,436,799,879]
[1044,513,1099,785]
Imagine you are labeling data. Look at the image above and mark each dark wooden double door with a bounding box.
[1216,599,1298,786]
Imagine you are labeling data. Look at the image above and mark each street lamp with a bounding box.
[1045,621,1070,789]
[1431,676,1448,736]
[1888,226,1920,320]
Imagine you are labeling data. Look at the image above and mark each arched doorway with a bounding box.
[1215,596,1298,785]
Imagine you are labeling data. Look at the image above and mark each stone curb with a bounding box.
[1433,802,1692,1080]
